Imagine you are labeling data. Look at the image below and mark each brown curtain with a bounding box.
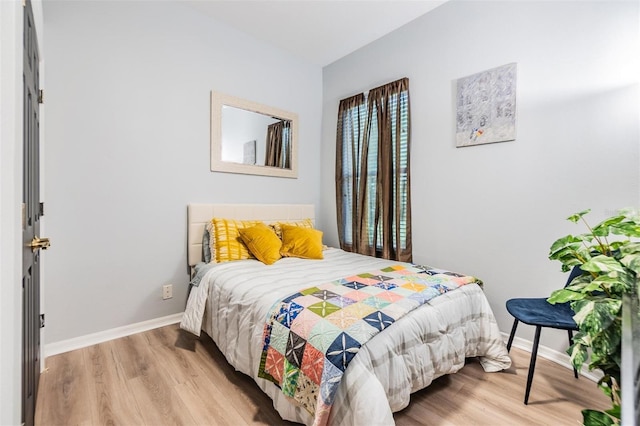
[264,121,290,168]
[336,78,412,262]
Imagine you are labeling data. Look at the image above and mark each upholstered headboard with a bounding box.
[187,203,315,268]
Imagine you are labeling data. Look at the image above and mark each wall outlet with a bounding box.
[162,284,173,300]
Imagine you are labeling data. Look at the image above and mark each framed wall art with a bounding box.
[243,139,256,165]
[456,63,517,147]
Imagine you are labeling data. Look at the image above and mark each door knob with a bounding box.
[28,236,51,252]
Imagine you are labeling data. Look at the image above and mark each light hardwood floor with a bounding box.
[35,324,608,425]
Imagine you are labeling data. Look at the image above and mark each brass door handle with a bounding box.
[29,236,51,252]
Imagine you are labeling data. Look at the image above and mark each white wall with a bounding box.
[43,0,322,343]
[321,0,640,353]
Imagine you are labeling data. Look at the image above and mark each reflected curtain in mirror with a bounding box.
[335,77,412,262]
[265,120,291,168]
[211,91,298,178]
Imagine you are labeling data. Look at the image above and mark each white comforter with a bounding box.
[181,248,511,425]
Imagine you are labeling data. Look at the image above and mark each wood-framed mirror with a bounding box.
[210,91,298,178]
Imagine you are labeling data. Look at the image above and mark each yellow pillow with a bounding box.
[270,218,314,239]
[238,223,282,265]
[280,224,323,260]
[212,218,262,263]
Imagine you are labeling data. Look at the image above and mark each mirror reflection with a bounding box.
[221,106,292,169]
[211,91,298,178]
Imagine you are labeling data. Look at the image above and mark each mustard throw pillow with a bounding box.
[238,223,282,265]
[280,224,323,260]
[213,218,261,263]
[271,218,314,240]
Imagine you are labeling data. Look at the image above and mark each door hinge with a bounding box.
[22,0,26,7]
[39,202,45,216]
[22,203,26,229]
[39,314,45,328]
[38,89,44,104]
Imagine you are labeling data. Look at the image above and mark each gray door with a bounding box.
[22,0,44,424]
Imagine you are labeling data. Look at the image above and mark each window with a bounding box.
[336,78,412,262]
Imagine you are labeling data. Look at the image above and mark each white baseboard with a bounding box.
[502,332,602,383]
[44,312,183,358]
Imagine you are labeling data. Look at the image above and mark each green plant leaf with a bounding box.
[581,278,615,293]
[572,300,595,326]
[587,275,631,295]
[610,221,640,237]
[619,242,640,255]
[595,216,625,228]
[608,241,626,253]
[572,298,620,333]
[567,273,592,287]
[572,330,590,346]
[582,409,615,426]
[567,209,591,223]
[547,289,587,304]
[549,235,590,258]
[590,320,622,362]
[592,216,625,237]
[549,238,595,272]
[605,405,621,420]
[590,338,621,373]
[569,342,588,369]
[620,253,640,276]
[596,375,613,394]
[581,255,627,275]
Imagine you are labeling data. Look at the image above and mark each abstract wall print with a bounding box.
[456,63,517,147]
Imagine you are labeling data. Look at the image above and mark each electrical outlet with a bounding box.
[162,284,173,300]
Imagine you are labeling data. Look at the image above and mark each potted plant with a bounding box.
[547,208,640,425]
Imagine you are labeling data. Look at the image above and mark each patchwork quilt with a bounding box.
[257,264,481,426]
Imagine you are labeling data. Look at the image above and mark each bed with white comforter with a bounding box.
[181,247,511,425]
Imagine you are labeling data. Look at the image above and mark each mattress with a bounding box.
[181,248,511,425]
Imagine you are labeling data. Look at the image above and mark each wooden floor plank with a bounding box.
[128,374,198,426]
[83,342,145,425]
[189,329,297,425]
[146,326,201,386]
[35,324,610,425]
[173,376,250,426]
[110,332,153,381]
[110,331,198,426]
[35,348,96,426]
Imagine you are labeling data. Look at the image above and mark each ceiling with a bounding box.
[185,1,447,67]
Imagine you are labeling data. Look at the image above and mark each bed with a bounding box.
[181,203,511,425]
